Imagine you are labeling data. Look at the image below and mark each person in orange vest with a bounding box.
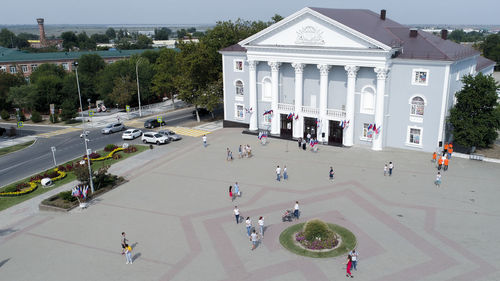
[447,146,453,159]
[438,156,444,170]
[432,152,437,163]
[444,158,449,171]
[443,143,449,156]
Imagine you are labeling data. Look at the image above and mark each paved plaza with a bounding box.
[0,128,499,281]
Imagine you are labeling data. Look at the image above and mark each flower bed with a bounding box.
[83,147,124,162]
[0,168,66,197]
[295,231,339,250]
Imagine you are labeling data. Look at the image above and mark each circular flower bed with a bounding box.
[279,221,356,258]
[0,168,66,197]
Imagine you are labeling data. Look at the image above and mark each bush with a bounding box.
[49,114,59,123]
[104,144,118,152]
[65,119,79,124]
[1,109,9,120]
[31,111,42,123]
[18,113,26,121]
[58,191,77,202]
[124,146,137,153]
[303,219,333,241]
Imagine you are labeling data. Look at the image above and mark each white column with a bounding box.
[344,65,359,147]
[268,61,281,135]
[318,64,331,143]
[292,63,305,139]
[372,67,389,151]
[248,60,259,131]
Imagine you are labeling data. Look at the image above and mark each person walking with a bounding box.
[258,216,264,237]
[350,250,358,271]
[245,217,252,237]
[438,156,443,170]
[444,157,449,171]
[125,244,133,264]
[384,164,388,176]
[432,152,437,163]
[447,146,453,159]
[233,206,240,224]
[202,135,207,147]
[298,137,302,148]
[302,138,307,150]
[443,143,449,156]
[229,185,233,201]
[388,162,394,176]
[238,145,242,159]
[283,165,288,180]
[435,172,442,187]
[234,182,240,197]
[120,232,128,255]
[250,229,259,250]
[276,165,281,181]
[346,254,353,277]
[329,166,335,180]
[294,201,300,220]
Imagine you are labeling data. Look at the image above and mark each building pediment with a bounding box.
[240,8,391,51]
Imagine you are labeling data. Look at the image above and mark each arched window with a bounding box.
[410,96,425,116]
[235,80,244,96]
[262,77,272,101]
[360,86,375,114]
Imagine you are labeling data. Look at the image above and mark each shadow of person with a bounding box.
[0,258,10,268]
[131,242,138,249]
[0,228,17,237]
[132,253,141,262]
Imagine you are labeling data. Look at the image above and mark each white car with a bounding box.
[122,129,142,140]
[142,132,170,145]
[101,122,125,134]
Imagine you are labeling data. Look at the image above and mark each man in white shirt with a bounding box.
[202,135,207,147]
[294,201,300,220]
[350,249,358,270]
[245,217,252,236]
[276,165,281,181]
[233,206,240,224]
[250,230,259,250]
[258,217,264,237]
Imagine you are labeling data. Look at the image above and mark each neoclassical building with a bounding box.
[220,7,495,152]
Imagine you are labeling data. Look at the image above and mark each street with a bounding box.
[0,107,199,186]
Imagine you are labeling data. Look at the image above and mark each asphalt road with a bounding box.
[0,123,62,141]
[0,107,197,186]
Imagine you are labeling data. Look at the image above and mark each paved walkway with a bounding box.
[0,135,37,149]
[0,129,499,281]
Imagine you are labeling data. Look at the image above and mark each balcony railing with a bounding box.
[326,109,346,119]
[302,106,319,115]
[278,103,295,111]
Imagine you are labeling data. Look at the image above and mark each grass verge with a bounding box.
[0,140,35,157]
[279,222,356,258]
[0,145,148,212]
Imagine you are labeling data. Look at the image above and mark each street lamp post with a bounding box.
[74,61,95,194]
[135,58,144,117]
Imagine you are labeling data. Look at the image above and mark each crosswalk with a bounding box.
[37,127,81,138]
[164,127,211,137]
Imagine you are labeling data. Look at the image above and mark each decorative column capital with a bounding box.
[344,65,360,78]
[291,63,306,74]
[268,61,281,72]
[374,67,389,80]
[317,64,331,76]
[248,60,259,71]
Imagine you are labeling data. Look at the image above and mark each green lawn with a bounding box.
[0,140,35,157]
[0,145,148,212]
[279,222,357,258]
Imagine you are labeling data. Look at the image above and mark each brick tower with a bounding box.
[36,18,46,47]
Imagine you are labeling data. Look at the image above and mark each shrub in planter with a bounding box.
[303,219,333,241]
[0,109,9,120]
[104,144,118,152]
[31,111,42,123]
[58,191,77,202]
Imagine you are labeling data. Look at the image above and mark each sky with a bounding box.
[1,0,499,25]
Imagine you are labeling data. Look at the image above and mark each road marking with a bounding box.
[37,127,81,138]
[164,127,211,137]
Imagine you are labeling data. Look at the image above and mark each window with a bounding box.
[407,127,423,147]
[62,63,69,70]
[262,77,272,101]
[31,64,38,71]
[410,96,425,116]
[0,66,6,72]
[235,80,244,96]
[234,60,243,72]
[9,66,17,73]
[21,65,28,72]
[412,69,428,85]
[360,86,375,114]
[361,123,373,141]
[235,104,244,119]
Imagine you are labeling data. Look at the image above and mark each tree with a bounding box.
[77,32,96,50]
[78,54,106,76]
[448,73,500,149]
[154,27,171,40]
[0,72,25,110]
[7,84,37,111]
[135,34,153,49]
[90,33,109,43]
[481,33,500,71]
[198,78,223,119]
[272,14,284,23]
[176,29,188,39]
[60,99,77,121]
[109,76,136,107]
[61,31,78,50]
[152,48,179,106]
[105,28,116,40]
[0,28,29,48]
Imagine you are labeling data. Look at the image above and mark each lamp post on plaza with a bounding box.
[135,58,146,117]
[73,61,95,194]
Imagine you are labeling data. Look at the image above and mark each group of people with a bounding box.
[225,145,253,161]
[432,143,454,187]
[275,165,288,181]
[297,134,319,152]
[345,250,359,277]
[232,206,266,250]
[383,162,394,176]
[228,182,241,201]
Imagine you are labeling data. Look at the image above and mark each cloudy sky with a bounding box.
[1,0,499,25]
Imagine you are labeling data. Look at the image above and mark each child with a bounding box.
[125,244,133,264]
[384,164,388,176]
[329,166,334,180]
[435,172,442,187]
[432,152,437,163]
[283,166,288,180]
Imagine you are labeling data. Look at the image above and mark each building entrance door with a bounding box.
[280,114,293,139]
[328,120,343,146]
[303,117,317,140]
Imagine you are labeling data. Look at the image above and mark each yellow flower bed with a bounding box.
[83,147,124,162]
[0,168,66,197]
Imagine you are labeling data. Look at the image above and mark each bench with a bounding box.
[469,154,484,161]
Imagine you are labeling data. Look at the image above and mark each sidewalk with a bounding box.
[0,135,37,149]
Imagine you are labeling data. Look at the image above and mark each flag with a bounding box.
[315,119,320,125]
[368,124,373,131]
[295,114,299,120]
[376,126,381,135]
[287,113,293,119]
[263,110,273,116]
[340,120,344,129]
[373,124,377,132]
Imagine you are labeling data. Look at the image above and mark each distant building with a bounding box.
[220,7,496,152]
[0,47,154,76]
[152,39,199,48]
[29,18,63,49]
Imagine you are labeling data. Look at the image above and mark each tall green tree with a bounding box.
[152,48,179,106]
[481,33,500,70]
[61,31,78,50]
[76,54,106,102]
[105,28,116,40]
[7,84,37,111]
[449,73,500,148]
[154,27,171,40]
[0,28,29,48]
[109,76,136,107]
[0,72,25,110]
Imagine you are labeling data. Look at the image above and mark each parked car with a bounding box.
[158,129,182,141]
[101,122,125,134]
[0,127,6,136]
[144,119,166,128]
[122,129,142,140]
[141,132,170,145]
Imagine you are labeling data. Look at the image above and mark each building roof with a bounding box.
[476,56,496,71]
[0,47,154,63]
[220,44,247,53]
[308,7,479,61]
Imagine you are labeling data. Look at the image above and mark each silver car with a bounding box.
[122,129,142,140]
[102,122,125,134]
[158,129,182,141]
[142,132,170,145]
